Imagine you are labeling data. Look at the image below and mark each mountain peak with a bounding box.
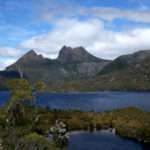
[6,49,47,72]
[5,46,111,84]
[59,45,73,53]
[24,49,37,57]
[19,49,44,61]
[57,46,101,63]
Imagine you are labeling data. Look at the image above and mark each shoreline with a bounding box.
[1,90,150,93]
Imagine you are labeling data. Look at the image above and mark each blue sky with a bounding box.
[1,0,150,69]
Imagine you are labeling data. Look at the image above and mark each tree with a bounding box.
[7,79,33,126]
[34,81,47,92]
[50,120,69,148]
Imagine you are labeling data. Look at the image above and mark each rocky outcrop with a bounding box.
[6,46,110,84]
[57,46,102,63]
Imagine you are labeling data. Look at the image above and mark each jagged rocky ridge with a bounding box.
[6,46,110,84]
[62,50,150,91]
[2,47,150,91]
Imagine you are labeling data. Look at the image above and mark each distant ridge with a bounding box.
[100,50,150,75]
[6,46,110,84]
[2,48,150,91]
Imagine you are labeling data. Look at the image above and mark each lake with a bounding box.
[0,91,150,150]
[0,91,150,112]
[68,130,150,150]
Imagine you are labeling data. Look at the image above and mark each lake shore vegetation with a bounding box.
[0,79,149,149]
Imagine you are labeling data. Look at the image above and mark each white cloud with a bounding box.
[20,18,150,60]
[82,7,150,23]
[2,2,150,70]
[1,18,150,70]
[0,47,21,58]
[21,19,104,58]
[0,47,23,70]
[0,58,16,70]
[41,5,150,23]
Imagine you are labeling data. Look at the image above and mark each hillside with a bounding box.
[50,50,150,91]
[1,48,150,91]
[6,46,110,84]
[100,50,150,75]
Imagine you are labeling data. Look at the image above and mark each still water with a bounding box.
[0,91,150,150]
[68,130,149,150]
[0,91,150,111]
[36,91,150,112]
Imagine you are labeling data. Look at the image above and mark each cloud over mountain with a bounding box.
[21,18,150,60]
[1,0,150,70]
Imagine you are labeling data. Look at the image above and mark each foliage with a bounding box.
[34,81,47,92]
[0,104,149,149]
[50,120,69,148]
[17,132,52,150]
[6,79,34,126]
[8,79,33,103]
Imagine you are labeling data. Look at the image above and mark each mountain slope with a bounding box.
[65,50,150,91]
[100,50,150,75]
[5,47,150,91]
[6,46,110,84]
[97,50,150,90]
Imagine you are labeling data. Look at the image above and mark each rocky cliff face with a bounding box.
[6,46,110,84]
[2,48,150,91]
[58,46,102,63]
[81,50,150,91]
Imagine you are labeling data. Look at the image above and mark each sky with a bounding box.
[1,0,150,70]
